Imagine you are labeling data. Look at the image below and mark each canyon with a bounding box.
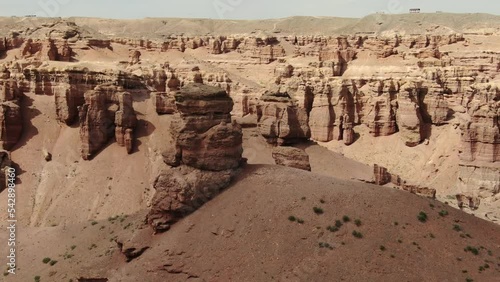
[0,13,499,281]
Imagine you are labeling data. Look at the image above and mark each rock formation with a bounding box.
[373,164,435,199]
[147,83,243,232]
[79,85,137,160]
[272,146,311,171]
[0,66,22,150]
[0,150,12,191]
[257,87,310,145]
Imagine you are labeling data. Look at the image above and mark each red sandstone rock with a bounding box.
[79,85,137,160]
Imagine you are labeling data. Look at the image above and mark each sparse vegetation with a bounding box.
[393,221,399,226]
[318,242,333,250]
[352,231,363,238]
[397,239,403,243]
[288,216,296,222]
[70,245,76,250]
[417,211,428,222]
[429,233,435,239]
[326,226,339,232]
[34,276,41,282]
[439,210,449,217]
[313,207,324,215]
[379,245,386,251]
[91,221,98,226]
[342,215,350,222]
[297,219,305,224]
[49,260,57,266]
[335,220,343,228]
[42,257,51,264]
[466,278,473,282]
[464,246,479,255]
[453,224,462,232]
[88,243,97,250]
[320,199,325,204]
[354,219,362,226]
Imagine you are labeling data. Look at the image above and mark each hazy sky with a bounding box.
[0,0,499,19]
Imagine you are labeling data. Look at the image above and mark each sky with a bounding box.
[0,0,499,20]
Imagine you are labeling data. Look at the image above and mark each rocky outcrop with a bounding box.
[148,83,243,232]
[129,50,141,65]
[456,83,500,198]
[456,194,481,210]
[0,150,12,192]
[153,92,176,115]
[373,164,434,199]
[272,146,311,171]
[396,82,424,147]
[257,88,310,145]
[0,67,22,150]
[79,85,137,160]
[169,84,243,171]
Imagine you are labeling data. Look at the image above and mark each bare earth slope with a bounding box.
[3,165,499,281]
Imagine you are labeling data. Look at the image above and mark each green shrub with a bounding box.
[342,215,350,222]
[70,245,76,250]
[335,220,343,228]
[42,257,51,264]
[464,246,479,255]
[297,219,304,224]
[49,260,57,266]
[354,219,362,226]
[34,276,41,282]
[91,221,98,226]
[439,210,449,217]
[326,226,339,232]
[453,224,462,232]
[352,231,363,238]
[417,211,428,222]
[313,207,324,215]
[288,216,296,222]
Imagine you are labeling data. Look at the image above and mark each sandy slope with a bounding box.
[2,165,499,281]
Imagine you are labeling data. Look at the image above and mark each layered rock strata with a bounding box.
[272,146,311,171]
[0,66,22,150]
[79,85,137,160]
[147,83,243,232]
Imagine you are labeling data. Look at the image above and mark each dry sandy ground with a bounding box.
[1,165,499,281]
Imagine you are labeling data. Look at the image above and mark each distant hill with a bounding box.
[1,13,499,39]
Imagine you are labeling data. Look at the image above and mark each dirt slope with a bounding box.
[3,165,499,281]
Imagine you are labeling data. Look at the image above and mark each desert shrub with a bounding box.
[453,224,462,232]
[335,220,343,228]
[379,245,386,251]
[313,207,324,215]
[354,219,362,226]
[49,260,57,266]
[417,212,428,222]
[342,215,350,222]
[42,257,51,264]
[439,210,449,217]
[34,276,41,282]
[352,231,363,238]
[288,216,296,222]
[464,246,479,255]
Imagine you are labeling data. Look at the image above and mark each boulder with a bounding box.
[272,146,311,171]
